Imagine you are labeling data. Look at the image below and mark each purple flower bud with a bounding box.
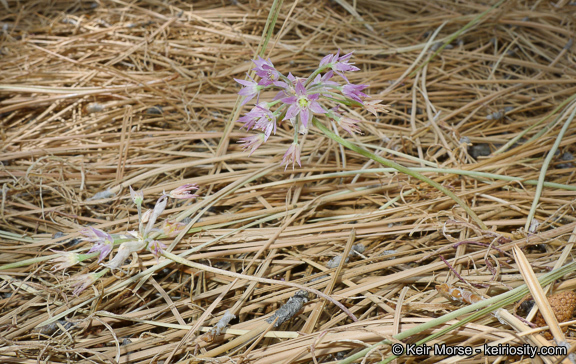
[88,241,114,264]
[168,184,199,199]
[148,240,166,262]
[282,143,302,170]
[342,83,368,103]
[239,134,266,156]
[311,70,338,92]
[80,226,111,243]
[234,74,262,106]
[50,250,81,271]
[71,273,99,296]
[252,56,283,87]
[238,103,277,140]
[319,50,360,83]
[129,186,144,206]
[338,116,362,135]
[320,52,338,67]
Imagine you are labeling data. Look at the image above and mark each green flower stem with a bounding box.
[0,229,36,243]
[326,97,363,108]
[257,0,282,57]
[0,254,63,270]
[305,65,331,86]
[494,94,576,155]
[524,104,576,231]
[293,119,300,144]
[278,74,292,85]
[312,117,487,230]
[357,142,438,167]
[76,253,96,261]
[0,251,99,271]
[0,236,132,271]
[215,0,282,157]
[250,167,576,192]
[409,0,507,78]
[340,259,576,364]
[391,168,576,191]
[379,188,415,210]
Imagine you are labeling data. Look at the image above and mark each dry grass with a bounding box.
[1,0,576,363]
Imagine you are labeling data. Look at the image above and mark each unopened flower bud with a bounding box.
[168,184,199,199]
[129,186,144,206]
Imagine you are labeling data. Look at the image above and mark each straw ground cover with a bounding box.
[2,0,576,363]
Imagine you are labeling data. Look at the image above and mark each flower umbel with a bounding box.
[235,50,373,169]
[52,187,202,298]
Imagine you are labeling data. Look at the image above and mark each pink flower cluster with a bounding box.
[50,184,200,296]
[235,51,376,169]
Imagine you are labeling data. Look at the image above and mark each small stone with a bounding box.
[86,188,115,201]
[146,105,163,115]
[36,320,75,336]
[182,217,192,224]
[557,152,574,169]
[516,299,535,316]
[326,255,343,269]
[52,232,82,247]
[469,144,491,158]
[85,102,105,113]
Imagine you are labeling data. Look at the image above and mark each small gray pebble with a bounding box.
[121,338,132,346]
[469,144,491,158]
[557,152,574,169]
[146,105,163,115]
